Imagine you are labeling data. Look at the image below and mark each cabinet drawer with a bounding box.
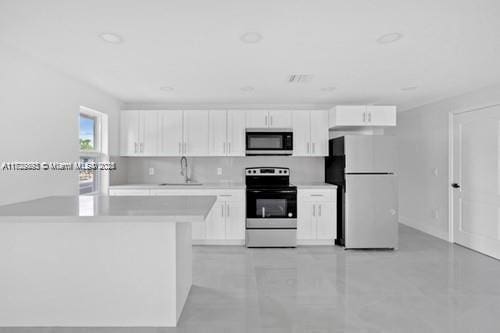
[109,189,150,196]
[298,189,335,202]
[214,190,244,202]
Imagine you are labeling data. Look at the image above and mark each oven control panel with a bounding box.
[246,167,289,176]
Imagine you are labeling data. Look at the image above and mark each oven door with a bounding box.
[245,131,293,155]
[246,188,297,228]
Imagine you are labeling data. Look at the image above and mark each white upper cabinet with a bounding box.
[226,111,245,156]
[292,110,329,156]
[268,110,292,128]
[209,110,245,156]
[366,106,397,126]
[245,110,269,128]
[329,105,396,127]
[246,110,291,128]
[183,110,209,156]
[120,110,159,156]
[159,110,183,156]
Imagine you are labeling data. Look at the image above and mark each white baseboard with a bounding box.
[192,239,245,246]
[399,216,449,242]
[297,239,335,246]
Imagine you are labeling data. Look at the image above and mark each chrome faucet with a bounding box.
[180,156,190,183]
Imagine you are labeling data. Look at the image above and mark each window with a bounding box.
[79,107,108,195]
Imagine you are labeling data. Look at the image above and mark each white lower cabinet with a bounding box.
[148,188,245,245]
[297,188,337,244]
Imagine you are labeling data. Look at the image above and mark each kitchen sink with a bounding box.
[160,183,203,186]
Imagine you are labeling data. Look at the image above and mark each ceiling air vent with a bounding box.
[288,74,314,83]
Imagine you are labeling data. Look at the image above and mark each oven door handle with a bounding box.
[247,190,296,193]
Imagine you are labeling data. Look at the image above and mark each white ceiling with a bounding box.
[1,0,500,110]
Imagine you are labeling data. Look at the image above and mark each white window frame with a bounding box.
[79,106,109,195]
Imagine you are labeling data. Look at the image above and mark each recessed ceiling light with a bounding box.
[160,86,174,92]
[376,32,403,44]
[240,32,263,44]
[321,87,336,92]
[401,86,418,91]
[240,86,255,92]
[99,33,123,44]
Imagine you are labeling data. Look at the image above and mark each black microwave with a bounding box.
[245,129,293,156]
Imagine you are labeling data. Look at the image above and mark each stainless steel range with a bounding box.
[245,167,297,248]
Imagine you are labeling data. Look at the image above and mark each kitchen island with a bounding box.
[0,195,216,327]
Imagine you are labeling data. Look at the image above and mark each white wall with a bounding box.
[0,43,121,205]
[394,84,500,241]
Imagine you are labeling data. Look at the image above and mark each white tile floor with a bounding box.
[2,225,500,332]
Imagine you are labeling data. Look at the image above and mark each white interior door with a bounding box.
[453,106,500,259]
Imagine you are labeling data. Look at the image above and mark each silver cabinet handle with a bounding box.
[318,204,322,217]
[362,112,366,122]
[134,142,138,153]
[140,143,144,153]
[228,142,231,154]
[178,142,182,154]
[219,194,232,197]
[307,142,310,154]
[368,112,372,122]
[262,207,265,218]
[313,204,316,217]
[221,205,224,217]
[311,194,324,197]
[312,142,315,154]
[265,115,268,127]
[227,204,230,217]
[223,142,226,154]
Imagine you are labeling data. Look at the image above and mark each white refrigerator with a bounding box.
[325,135,398,249]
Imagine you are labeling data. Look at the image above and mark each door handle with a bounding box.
[228,142,231,154]
[368,112,372,122]
[227,204,230,217]
[313,204,316,217]
[262,207,265,218]
[362,112,366,122]
[140,143,144,153]
[134,142,138,153]
[451,183,461,188]
[312,142,316,154]
[307,142,310,154]
[318,204,322,217]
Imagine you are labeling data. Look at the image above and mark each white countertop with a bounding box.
[293,183,337,189]
[0,195,217,222]
[110,182,246,190]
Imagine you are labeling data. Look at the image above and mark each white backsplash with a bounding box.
[115,156,325,185]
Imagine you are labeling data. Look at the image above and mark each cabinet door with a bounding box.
[246,110,269,128]
[330,105,367,127]
[316,203,336,240]
[183,110,209,156]
[292,111,310,156]
[158,110,183,156]
[297,201,316,240]
[139,111,159,156]
[227,111,246,156]
[366,106,397,126]
[269,110,292,128]
[209,110,227,156]
[225,201,245,240]
[206,201,226,240]
[310,110,329,156]
[120,110,140,156]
